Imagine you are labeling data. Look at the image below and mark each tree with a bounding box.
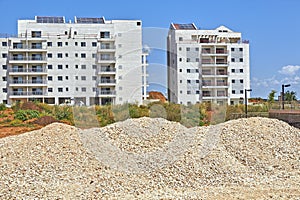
[268,90,277,103]
[284,90,297,102]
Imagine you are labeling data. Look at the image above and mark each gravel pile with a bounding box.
[0,117,299,199]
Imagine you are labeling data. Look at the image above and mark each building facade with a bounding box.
[0,16,148,106]
[167,23,250,105]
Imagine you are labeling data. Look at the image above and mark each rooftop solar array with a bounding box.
[76,17,105,24]
[173,23,197,30]
[36,16,65,23]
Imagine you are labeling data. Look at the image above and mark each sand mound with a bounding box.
[0,117,299,199]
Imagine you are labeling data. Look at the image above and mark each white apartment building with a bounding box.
[167,23,250,105]
[0,16,148,106]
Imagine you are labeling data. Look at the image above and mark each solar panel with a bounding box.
[76,17,105,24]
[37,16,64,23]
[177,24,196,30]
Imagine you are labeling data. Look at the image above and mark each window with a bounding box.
[58,88,63,92]
[47,42,52,47]
[75,53,78,57]
[179,37,183,41]
[65,53,69,57]
[2,65,7,70]
[2,77,7,81]
[75,76,78,80]
[75,65,78,69]
[58,76,63,81]
[92,42,97,47]
[65,42,68,46]
[231,48,235,51]
[81,42,86,47]
[65,65,69,69]
[196,91,200,94]
[196,80,200,83]
[66,87,69,92]
[187,80,191,84]
[137,21,141,26]
[92,76,97,81]
[180,90,182,94]
[48,65,53,69]
[65,76,69,80]
[81,53,86,58]
[187,58,190,62]
[92,65,97,69]
[118,65,123,69]
[118,55,122,59]
[232,90,236,94]
[196,58,200,62]
[179,69,182,72]
[119,86,123,90]
[179,58,182,62]
[48,88,53,92]
[231,58,235,62]
[75,42,78,46]
[48,76,53,81]
[239,58,243,62]
[119,76,122,80]
[81,65,86,69]
[187,91,191,94]
[195,47,199,51]
[231,69,235,73]
[74,31,77,35]
[81,76,86,81]
[187,69,191,73]
[240,79,244,83]
[2,53,7,58]
[92,53,97,58]
[58,65,63,69]
[240,69,244,73]
[57,42,62,47]
[57,53,63,58]
[179,47,182,51]
[180,80,182,83]
[2,42,7,46]
[186,47,190,51]
[47,53,52,58]
[239,48,243,51]
[232,79,235,83]
[240,90,244,94]
[65,31,68,35]
[93,87,97,92]
[81,87,86,92]
[118,44,122,48]
[76,87,78,91]
[2,88,6,93]
[100,31,110,38]
[32,31,41,38]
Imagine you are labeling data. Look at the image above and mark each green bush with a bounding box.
[53,105,73,122]
[0,103,6,111]
[15,109,40,121]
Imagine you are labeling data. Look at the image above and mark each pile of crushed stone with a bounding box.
[0,117,299,199]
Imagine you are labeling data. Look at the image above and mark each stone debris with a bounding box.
[0,117,299,199]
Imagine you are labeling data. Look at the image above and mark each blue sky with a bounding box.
[0,0,299,98]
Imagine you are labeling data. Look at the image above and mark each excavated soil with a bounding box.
[0,117,299,199]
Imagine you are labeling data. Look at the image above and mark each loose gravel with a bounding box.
[0,117,299,199]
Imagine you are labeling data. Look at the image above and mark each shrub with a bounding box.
[15,109,40,121]
[0,103,6,111]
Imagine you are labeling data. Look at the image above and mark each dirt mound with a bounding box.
[148,91,167,102]
[33,116,59,126]
[0,117,299,199]
[20,101,42,111]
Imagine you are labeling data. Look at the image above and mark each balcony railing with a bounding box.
[99,90,116,95]
[9,80,47,84]
[100,79,116,84]
[99,68,116,72]
[9,56,47,61]
[9,68,47,73]
[201,49,228,54]
[202,83,228,86]
[99,45,116,50]
[10,45,45,50]
[202,72,229,76]
[9,91,47,96]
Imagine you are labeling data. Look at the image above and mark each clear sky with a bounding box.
[0,0,299,99]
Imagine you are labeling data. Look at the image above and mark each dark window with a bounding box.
[65,65,68,69]
[195,47,199,51]
[232,90,236,94]
[239,48,243,51]
[179,69,182,72]
[65,42,68,46]
[2,65,7,70]
[186,47,190,51]
[65,53,68,57]
[231,48,235,51]
[92,42,97,47]
[75,65,78,69]
[232,80,235,83]
[48,88,53,92]
[48,65,53,69]
[179,37,183,41]
[57,53,63,58]
[74,31,77,35]
[137,21,141,26]
[2,53,7,58]
[75,53,78,57]
[231,58,235,62]
[231,69,235,73]
[81,87,86,92]
[81,76,86,81]
[81,53,86,58]
[47,42,52,46]
[179,58,182,62]
[239,58,243,62]
[186,58,190,62]
[65,31,68,35]
[66,87,69,92]
[2,42,7,46]
[58,88,63,92]
[75,42,78,46]
[81,42,86,47]
[48,76,53,81]
[187,91,191,94]
[58,76,63,81]
[240,69,244,73]
[240,79,244,83]
[57,42,62,47]
[58,65,63,69]
[65,76,69,80]
[187,80,191,84]
[187,69,191,73]
[47,53,52,58]
[92,65,97,69]
[81,65,86,69]
[240,90,244,94]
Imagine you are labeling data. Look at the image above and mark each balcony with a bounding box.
[9,91,47,97]
[98,79,116,86]
[202,82,229,88]
[9,45,47,52]
[98,36,115,42]
[97,67,116,74]
[9,68,47,75]
[97,45,116,52]
[201,49,228,55]
[8,56,47,64]
[98,90,116,97]
[9,79,47,86]
[97,57,116,64]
